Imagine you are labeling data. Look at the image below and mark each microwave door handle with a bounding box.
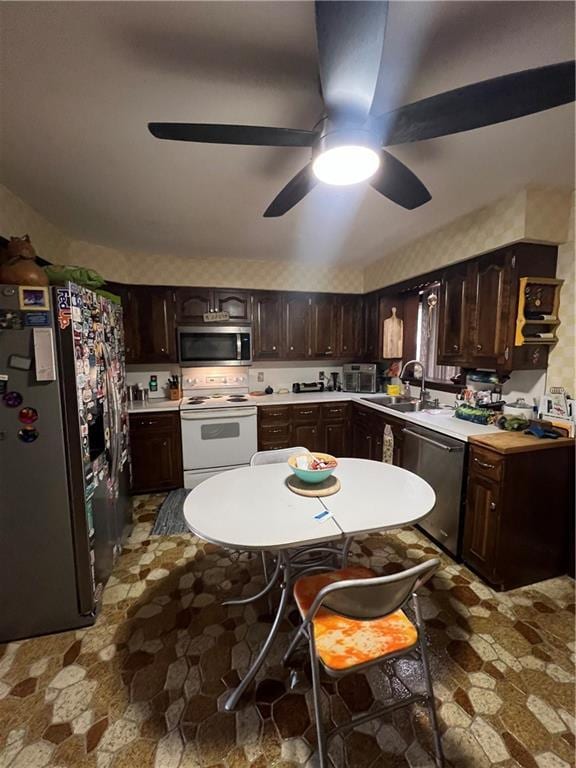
[236,334,242,361]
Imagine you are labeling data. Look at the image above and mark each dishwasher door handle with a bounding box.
[402,428,463,452]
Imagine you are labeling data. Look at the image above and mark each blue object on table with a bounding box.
[524,425,560,439]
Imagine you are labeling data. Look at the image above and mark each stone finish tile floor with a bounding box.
[0,494,574,768]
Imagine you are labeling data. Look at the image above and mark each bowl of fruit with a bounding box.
[288,452,338,484]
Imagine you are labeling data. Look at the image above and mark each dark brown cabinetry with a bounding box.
[350,403,404,465]
[257,402,350,455]
[176,288,252,323]
[129,412,183,493]
[363,293,380,360]
[284,294,311,359]
[337,295,364,358]
[310,295,337,358]
[462,440,574,590]
[252,292,284,360]
[437,244,557,372]
[437,263,469,366]
[120,286,176,364]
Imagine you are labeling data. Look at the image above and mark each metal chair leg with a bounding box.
[282,624,306,667]
[341,536,353,567]
[309,631,328,768]
[414,595,445,768]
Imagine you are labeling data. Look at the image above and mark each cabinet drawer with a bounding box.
[129,412,179,431]
[469,447,503,482]
[322,403,348,421]
[259,406,291,425]
[260,424,291,442]
[292,404,322,423]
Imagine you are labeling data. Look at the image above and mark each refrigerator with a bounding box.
[0,282,131,642]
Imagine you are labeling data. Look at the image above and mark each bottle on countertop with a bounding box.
[149,375,158,393]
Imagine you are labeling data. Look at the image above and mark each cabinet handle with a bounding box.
[474,458,496,470]
[299,410,314,415]
[272,345,276,351]
[269,428,283,434]
[162,441,167,447]
[343,345,348,351]
[452,344,459,351]
[160,347,166,352]
[476,344,482,351]
[504,346,510,361]
[290,346,294,351]
[490,502,496,510]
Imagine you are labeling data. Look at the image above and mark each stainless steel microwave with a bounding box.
[177,326,252,366]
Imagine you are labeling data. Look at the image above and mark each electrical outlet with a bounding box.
[319,371,325,380]
[257,371,264,383]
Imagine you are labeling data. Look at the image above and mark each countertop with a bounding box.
[128,391,502,443]
[469,431,576,454]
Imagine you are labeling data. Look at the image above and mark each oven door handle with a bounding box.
[181,409,257,420]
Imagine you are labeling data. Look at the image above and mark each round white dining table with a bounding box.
[183,457,436,710]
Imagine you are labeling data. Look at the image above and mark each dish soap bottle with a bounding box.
[149,375,158,394]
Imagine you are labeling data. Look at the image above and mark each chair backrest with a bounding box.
[250,446,309,467]
[319,559,440,620]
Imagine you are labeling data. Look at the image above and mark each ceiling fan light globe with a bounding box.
[312,145,380,186]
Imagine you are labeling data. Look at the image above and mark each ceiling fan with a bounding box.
[148,1,575,218]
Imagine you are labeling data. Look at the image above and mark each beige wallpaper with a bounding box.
[66,240,365,293]
[0,184,71,263]
[547,193,575,393]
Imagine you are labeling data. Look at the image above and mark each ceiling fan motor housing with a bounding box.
[313,118,381,158]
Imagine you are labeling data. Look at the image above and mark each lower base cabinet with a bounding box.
[462,443,574,590]
[258,403,350,456]
[351,403,404,465]
[129,412,183,493]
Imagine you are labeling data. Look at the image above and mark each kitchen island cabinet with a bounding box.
[129,412,183,493]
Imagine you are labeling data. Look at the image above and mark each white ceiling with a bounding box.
[0,1,574,267]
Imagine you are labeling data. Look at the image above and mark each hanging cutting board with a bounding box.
[382,307,403,358]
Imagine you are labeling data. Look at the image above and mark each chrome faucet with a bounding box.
[400,359,427,402]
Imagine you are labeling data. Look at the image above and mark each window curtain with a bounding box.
[419,284,459,383]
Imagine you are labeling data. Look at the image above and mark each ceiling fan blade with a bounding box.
[378,60,575,146]
[315,0,388,123]
[148,123,316,147]
[263,163,318,217]
[371,151,431,210]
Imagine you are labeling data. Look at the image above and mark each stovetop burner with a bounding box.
[227,396,249,402]
[187,397,207,405]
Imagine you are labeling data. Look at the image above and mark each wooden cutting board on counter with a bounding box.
[469,431,575,454]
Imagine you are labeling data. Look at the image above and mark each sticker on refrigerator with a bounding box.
[18,426,39,443]
[8,354,32,371]
[56,288,71,330]
[0,310,24,330]
[18,286,50,311]
[24,311,50,328]
[0,375,7,396]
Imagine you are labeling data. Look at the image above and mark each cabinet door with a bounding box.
[213,290,252,322]
[462,473,501,583]
[292,422,321,453]
[469,253,511,368]
[338,295,363,358]
[437,264,469,365]
[352,419,373,459]
[310,295,337,358]
[176,288,213,323]
[323,421,348,457]
[253,292,284,360]
[129,418,182,493]
[284,294,311,359]
[116,286,140,364]
[128,287,176,364]
[363,294,379,359]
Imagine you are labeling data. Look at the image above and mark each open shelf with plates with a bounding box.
[514,276,563,347]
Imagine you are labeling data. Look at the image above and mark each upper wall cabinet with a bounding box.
[176,288,252,324]
[284,293,311,359]
[253,292,284,360]
[437,244,557,372]
[363,293,380,360]
[337,295,364,358]
[119,286,177,364]
[310,294,338,358]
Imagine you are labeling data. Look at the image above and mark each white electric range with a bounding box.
[180,368,257,489]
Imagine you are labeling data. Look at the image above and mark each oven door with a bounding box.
[178,326,252,366]
[180,407,258,471]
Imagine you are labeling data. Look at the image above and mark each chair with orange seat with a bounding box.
[284,559,444,767]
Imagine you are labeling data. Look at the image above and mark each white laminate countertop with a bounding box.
[127,391,501,442]
[128,398,181,413]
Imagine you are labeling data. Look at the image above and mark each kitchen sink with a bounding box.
[386,400,439,412]
[361,395,413,406]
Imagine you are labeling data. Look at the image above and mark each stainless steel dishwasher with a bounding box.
[401,424,467,558]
